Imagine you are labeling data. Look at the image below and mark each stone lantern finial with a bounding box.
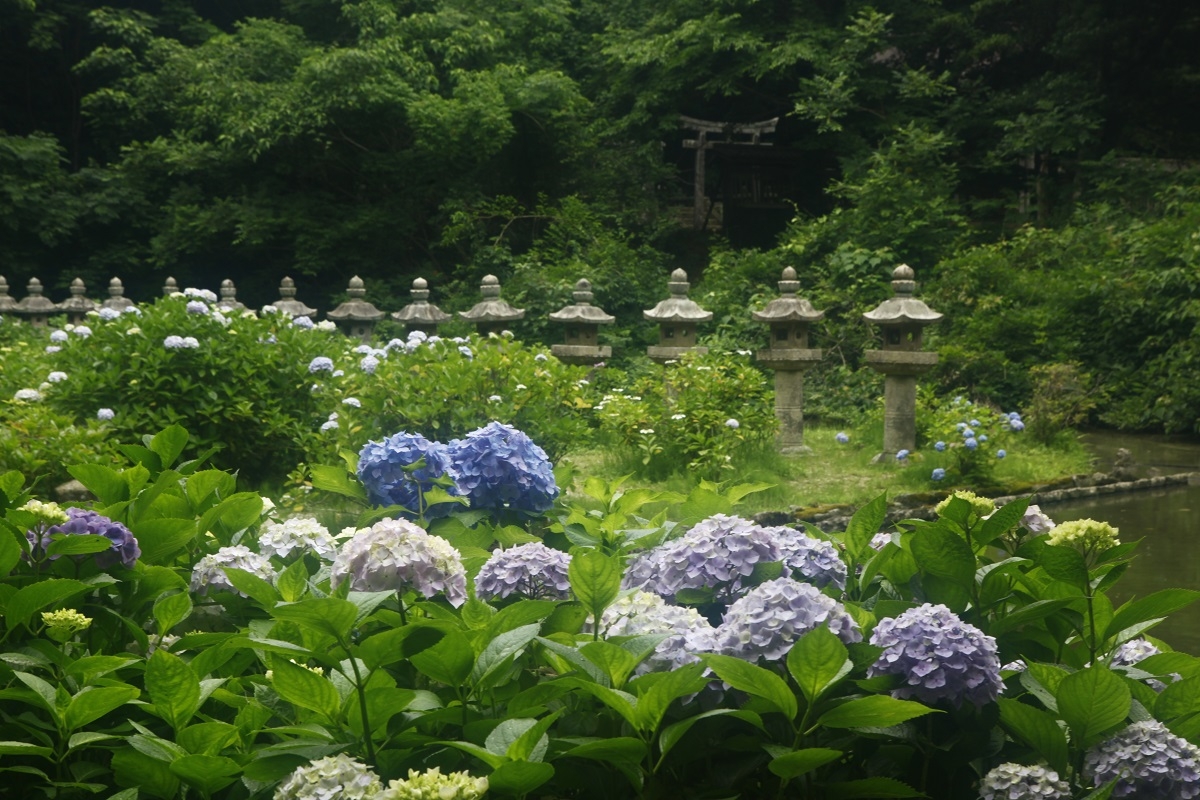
[644,268,711,363]
[459,274,524,337]
[752,266,825,453]
[0,276,18,314]
[163,277,178,296]
[269,276,317,318]
[327,275,385,342]
[217,279,245,312]
[59,277,97,323]
[393,277,451,335]
[102,278,135,311]
[14,277,60,327]
[550,278,614,365]
[862,263,942,459]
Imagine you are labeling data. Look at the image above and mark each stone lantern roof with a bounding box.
[270,276,317,318]
[459,274,525,325]
[751,267,824,324]
[392,277,451,327]
[59,278,97,319]
[644,269,712,323]
[0,276,19,313]
[862,264,942,326]
[102,278,135,311]
[549,279,615,325]
[217,279,245,312]
[326,276,385,323]
[14,278,59,321]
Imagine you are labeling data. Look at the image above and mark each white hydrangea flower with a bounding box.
[190,545,275,596]
[274,754,381,800]
[258,517,338,561]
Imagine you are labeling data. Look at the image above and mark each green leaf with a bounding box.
[45,534,113,558]
[14,671,60,721]
[358,624,446,669]
[202,493,263,538]
[845,493,887,561]
[153,591,193,636]
[998,698,1069,774]
[269,656,341,720]
[146,649,200,730]
[817,695,937,729]
[119,444,163,474]
[68,464,128,505]
[223,567,280,608]
[0,470,23,502]
[0,741,52,758]
[64,686,140,731]
[487,760,555,796]
[411,630,475,688]
[112,748,180,799]
[149,425,190,471]
[473,623,541,691]
[178,722,239,756]
[348,688,416,737]
[824,777,925,798]
[309,464,367,501]
[988,599,1076,636]
[768,747,842,779]
[1155,676,1200,721]
[910,525,974,586]
[658,709,763,763]
[277,559,310,603]
[67,731,119,752]
[977,497,1030,546]
[568,550,621,623]
[271,597,357,641]
[1057,667,1131,747]
[580,641,640,689]
[6,578,88,631]
[131,518,196,565]
[0,524,22,576]
[700,654,798,720]
[633,663,710,732]
[169,754,241,796]
[1105,590,1200,643]
[788,625,852,704]
[1039,545,1089,590]
[558,736,646,764]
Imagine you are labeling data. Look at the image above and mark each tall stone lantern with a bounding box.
[0,277,19,314]
[459,274,524,337]
[326,276,385,342]
[392,277,450,336]
[863,264,942,459]
[162,277,179,296]
[59,278,97,324]
[102,278,135,311]
[752,267,824,453]
[14,278,59,327]
[549,279,614,365]
[645,268,711,364]
[269,276,317,318]
[217,279,246,313]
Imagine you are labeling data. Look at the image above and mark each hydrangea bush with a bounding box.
[0,422,1198,800]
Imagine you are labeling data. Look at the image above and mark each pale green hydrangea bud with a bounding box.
[378,768,488,800]
[934,490,996,521]
[274,754,381,800]
[1046,518,1120,554]
[43,609,92,642]
[20,499,70,527]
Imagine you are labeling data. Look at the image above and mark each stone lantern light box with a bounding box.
[459,274,524,337]
[644,268,712,363]
[326,276,385,342]
[59,278,97,324]
[393,277,451,336]
[14,278,60,327]
[549,278,614,365]
[103,278,135,311]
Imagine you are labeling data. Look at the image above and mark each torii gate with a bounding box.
[680,115,779,230]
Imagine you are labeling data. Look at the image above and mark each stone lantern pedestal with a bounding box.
[393,277,450,336]
[550,279,613,365]
[217,279,246,313]
[459,275,524,337]
[269,277,317,318]
[644,269,711,363]
[14,278,60,327]
[0,277,19,315]
[327,276,385,342]
[752,267,824,454]
[60,278,97,324]
[862,265,942,460]
[102,279,135,312]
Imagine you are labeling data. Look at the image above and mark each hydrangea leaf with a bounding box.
[67,464,129,506]
[309,464,368,502]
[64,685,140,731]
[146,649,201,730]
[269,656,341,721]
[148,425,190,472]
[169,754,242,796]
[411,630,475,688]
[977,497,1031,548]
[1154,675,1200,721]
[1057,666,1131,747]
[658,709,764,764]
[1105,589,1200,644]
[44,533,113,558]
[487,760,555,796]
[845,493,887,561]
[1038,545,1089,590]
[767,747,842,779]
[817,695,937,729]
[822,777,923,797]
[6,578,89,631]
[998,698,1069,774]
[701,653,798,720]
[569,550,621,626]
[788,625,852,704]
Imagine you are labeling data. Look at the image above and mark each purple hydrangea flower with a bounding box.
[331,518,467,606]
[291,315,314,329]
[868,603,1003,707]
[1111,638,1178,691]
[275,753,381,800]
[446,422,558,514]
[714,578,862,662]
[308,357,334,373]
[358,432,461,518]
[835,432,850,444]
[601,591,717,674]
[767,526,848,590]
[190,545,274,595]
[934,441,946,451]
[35,508,140,569]
[1020,505,1055,533]
[869,532,893,551]
[45,346,61,354]
[1084,720,1200,798]
[932,468,946,481]
[475,542,571,601]
[979,763,1070,800]
[623,514,783,603]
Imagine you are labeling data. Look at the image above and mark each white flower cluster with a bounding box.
[257,517,338,561]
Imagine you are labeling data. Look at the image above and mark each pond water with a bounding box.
[1043,432,1200,653]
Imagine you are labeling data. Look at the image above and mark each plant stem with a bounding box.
[343,639,376,764]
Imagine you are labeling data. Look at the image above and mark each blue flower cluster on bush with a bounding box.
[357,432,460,518]
[1084,720,1200,798]
[475,542,572,601]
[868,603,1003,708]
[714,578,861,662]
[446,422,559,513]
[35,508,141,569]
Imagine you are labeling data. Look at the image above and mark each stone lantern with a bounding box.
[162,277,179,296]
[217,279,245,313]
[102,278,135,311]
[14,278,59,327]
[326,275,385,342]
[644,268,711,363]
[59,278,97,324]
[549,279,614,365]
[459,274,524,337]
[269,276,317,318]
[752,267,824,453]
[863,264,942,459]
[0,276,19,314]
[392,277,450,336]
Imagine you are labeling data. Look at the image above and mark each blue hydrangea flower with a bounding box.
[714,578,862,662]
[932,468,946,481]
[35,508,140,569]
[978,434,988,442]
[868,603,1003,707]
[1085,720,1200,798]
[896,449,910,460]
[835,432,849,444]
[357,432,461,518]
[292,315,314,330]
[979,764,1070,800]
[45,346,61,354]
[458,345,474,359]
[475,542,572,601]
[962,427,975,438]
[343,397,361,407]
[1008,411,1022,420]
[956,422,967,432]
[331,518,467,606]
[934,441,946,451]
[996,449,1006,459]
[965,437,979,450]
[969,418,981,427]
[308,357,334,373]
[446,422,558,514]
[768,526,848,590]
[1009,418,1026,431]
